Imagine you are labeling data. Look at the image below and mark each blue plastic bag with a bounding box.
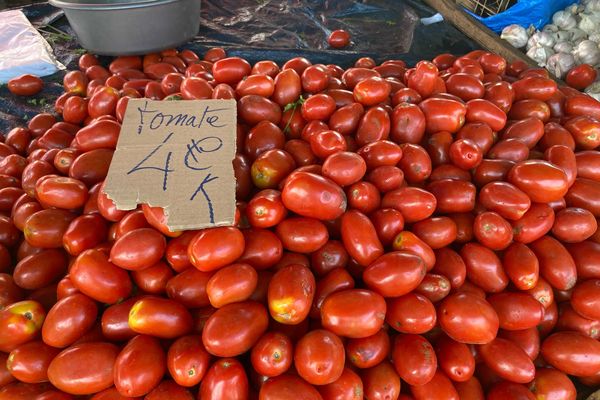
[471,0,579,33]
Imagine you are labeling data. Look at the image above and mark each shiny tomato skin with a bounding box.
[322,151,366,187]
[565,177,600,217]
[487,293,544,331]
[428,179,476,214]
[502,242,539,290]
[250,331,293,377]
[363,251,426,297]
[0,273,23,307]
[454,376,484,400]
[167,335,210,387]
[511,203,555,244]
[408,61,438,98]
[114,335,165,397]
[317,367,362,400]
[282,172,346,220]
[8,74,44,96]
[24,209,76,248]
[13,249,66,290]
[109,228,165,271]
[275,217,328,253]
[259,374,322,400]
[311,241,349,276]
[128,296,192,339]
[381,187,436,223]
[556,302,600,339]
[570,279,600,321]
[410,371,459,400]
[212,57,251,84]
[131,261,172,295]
[387,292,436,334]
[70,249,131,304]
[541,331,600,376]
[188,227,244,272]
[460,242,508,293]
[419,97,466,133]
[552,207,597,243]
[473,211,513,250]
[295,329,345,385]
[6,341,60,383]
[432,247,466,289]
[0,300,46,352]
[392,334,437,386]
[530,236,577,290]
[165,267,211,308]
[353,77,391,106]
[361,361,401,400]
[340,210,383,267]
[100,297,138,342]
[397,143,431,184]
[62,213,108,256]
[202,300,268,357]
[565,64,597,90]
[479,337,536,383]
[478,181,531,221]
[438,292,499,344]
[508,160,569,203]
[345,329,390,369]
[446,73,484,101]
[42,293,97,348]
[48,342,118,395]
[528,368,576,400]
[321,289,386,338]
[199,358,249,400]
[435,335,475,382]
[268,263,315,324]
[206,263,257,308]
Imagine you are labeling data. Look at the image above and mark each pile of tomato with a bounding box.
[1,45,600,400]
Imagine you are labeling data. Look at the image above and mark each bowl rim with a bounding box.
[48,0,185,11]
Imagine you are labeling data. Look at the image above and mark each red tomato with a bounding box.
[8,74,44,96]
[42,293,97,348]
[48,342,118,395]
[259,374,322,400]
[541,331,600,376]
[363,251,426,297]
[188,227,244,271]
[321,289,386,338]
[392,334,437,386]
[565,64,597,90]
[202,300,268,357]
[128,296,192,338]
[199,358,248,400]
[281,172,346,220]
[328,30,351,48]
[109,228,166,271]
[419,98,466,133]
[114,335,166,397]
[295,329,345,385]
[438,292,499,344]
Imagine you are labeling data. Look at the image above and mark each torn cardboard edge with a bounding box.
[103,98,237,231]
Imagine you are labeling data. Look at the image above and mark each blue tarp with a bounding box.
[472,0,579,33]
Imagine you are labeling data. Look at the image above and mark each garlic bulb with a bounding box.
[589,32,600,43]
[543,24,560,34]
[546,52,576,78]
[555,30,572,42]
[578,13,600,33]
[526,45,555,67]
[501,24,529,49]
[566,4,584,15]
[554,41,574,53]
[585,0,600,13]
[527,31,556,50]
[585,81,600,101]
[552,10,577,30]
[573,40,600,65]
[568,28,588,43]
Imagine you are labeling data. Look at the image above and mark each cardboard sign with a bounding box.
[104,99,237,231]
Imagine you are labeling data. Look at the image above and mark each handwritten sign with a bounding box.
[104,99,237,231]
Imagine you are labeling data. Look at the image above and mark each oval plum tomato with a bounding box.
[566,64,596,90]
[167,335,211,387]
[281,172,346,220]
[188,227,244,272]
[0,300,46,353]
[259,374,322,399]
[268,264,315,324]
[128,296,192,339]
[109,228,166,271]
[321,289,386,338]
[328,30,351,48]
[42,293,97,348]
[8,74,44,96]
[541,331,600,376]
[114,335,166,397]
[47,342,119,395]
[294,329,345,385]
[251,331,293,377]
[419,97,466,133]
[392,334,437,386]
[202,300,268,357]
[438,292,499,344]
[363,251,426,297]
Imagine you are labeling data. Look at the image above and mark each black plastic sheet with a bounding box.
[0,0,481,133]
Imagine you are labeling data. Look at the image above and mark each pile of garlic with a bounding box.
[500,0,600,94]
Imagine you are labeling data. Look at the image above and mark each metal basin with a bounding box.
[48,0,201,55]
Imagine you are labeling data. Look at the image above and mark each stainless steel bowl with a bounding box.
[48,0,201,55]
